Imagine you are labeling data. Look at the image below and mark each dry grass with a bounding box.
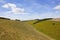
[0,19,53,40]
[24,19,60,40]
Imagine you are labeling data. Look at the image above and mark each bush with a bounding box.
[15,19,20,21]
[33,18,53,24]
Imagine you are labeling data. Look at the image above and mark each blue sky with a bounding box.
[0,0,60,20]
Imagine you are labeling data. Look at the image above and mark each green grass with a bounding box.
[24,20,60,40]
[0,18,53,40]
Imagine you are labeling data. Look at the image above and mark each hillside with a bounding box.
[52,18,60,21]
[0,17,54,40]
[24,18,60,40]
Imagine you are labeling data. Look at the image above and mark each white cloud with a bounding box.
[2,3,16,8]
[2,3,9,8]
[53,5,60,10]
[12,7,25,14]
[2,3,27,14]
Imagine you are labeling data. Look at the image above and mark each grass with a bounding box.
[0,18,53,40]
[24,20,60,40]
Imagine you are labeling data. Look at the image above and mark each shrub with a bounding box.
[15,19,20,21]
[33,18,53,24]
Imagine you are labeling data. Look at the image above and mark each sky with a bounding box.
[0,0,60,20]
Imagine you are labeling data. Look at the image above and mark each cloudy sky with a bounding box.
[0,0,60,20]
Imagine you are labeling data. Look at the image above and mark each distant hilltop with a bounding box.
[52,18,60,21]
[0,17,60,21]
[0,17,20,21]
[0,17,10,20]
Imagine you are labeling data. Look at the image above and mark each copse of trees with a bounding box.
[33,18,53,24]
[40,18,53,21]
[15,19,20,21]
[0,17,10,20]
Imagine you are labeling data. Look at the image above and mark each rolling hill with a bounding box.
[24,18,60,40]
[0,17,54,40]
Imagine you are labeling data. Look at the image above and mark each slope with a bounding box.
[0,18,54,40]
[24,18,60,40]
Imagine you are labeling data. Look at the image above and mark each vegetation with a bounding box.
[0,17,10,20]
[33,18,53,24]
[15,19,20,21]
[0,18,53,40]
[24,19,60,40]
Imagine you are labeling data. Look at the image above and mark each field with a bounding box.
[24,19,60,40]
[0,18,54,40]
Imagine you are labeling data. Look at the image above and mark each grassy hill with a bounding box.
[24,18,60,40]
[0,17,54,40]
